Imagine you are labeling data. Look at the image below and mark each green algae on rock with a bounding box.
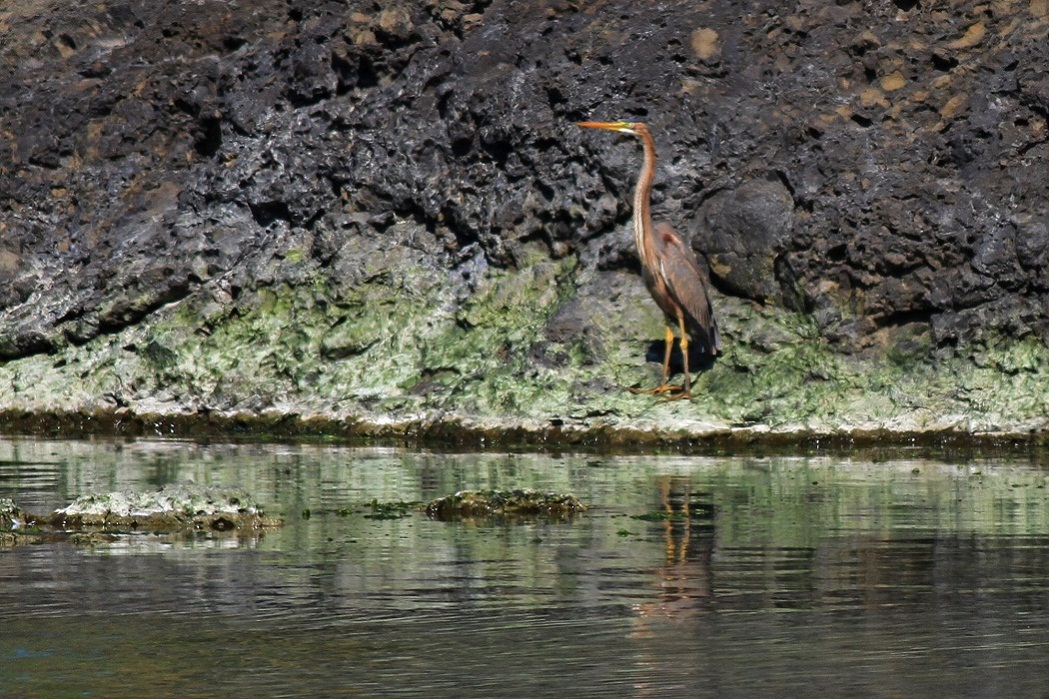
[364,499,421,520]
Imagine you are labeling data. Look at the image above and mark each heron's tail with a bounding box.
[686,318,720,357]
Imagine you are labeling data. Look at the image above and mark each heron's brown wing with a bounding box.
[654,223,720,355]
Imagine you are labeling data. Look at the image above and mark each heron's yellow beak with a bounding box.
[577,121,635,133]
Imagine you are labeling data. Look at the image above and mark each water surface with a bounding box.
[2,438,1049,697]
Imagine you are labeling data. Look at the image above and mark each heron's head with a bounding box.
[577,121,648,137]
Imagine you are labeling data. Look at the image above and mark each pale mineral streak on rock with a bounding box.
[52,484,274,530]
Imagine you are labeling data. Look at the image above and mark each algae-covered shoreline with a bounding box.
[0,266,1046,449]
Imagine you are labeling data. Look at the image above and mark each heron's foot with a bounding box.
[627,384,687,397]
[660,390,693,402]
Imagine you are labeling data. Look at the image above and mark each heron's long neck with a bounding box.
[633,132,657,273]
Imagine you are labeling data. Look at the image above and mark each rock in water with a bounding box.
[426,489,587,522]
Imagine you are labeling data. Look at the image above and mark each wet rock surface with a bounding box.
[1,0,1048,439]
[0,497,24,533]
[1,485,279,545]
[51,484,279,532]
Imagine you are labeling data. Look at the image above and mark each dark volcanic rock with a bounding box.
[1,0,1048,436]
[698,178,795,305]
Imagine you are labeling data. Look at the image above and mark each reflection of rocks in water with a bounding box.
[426,489,586,523]
[2,485,281,546]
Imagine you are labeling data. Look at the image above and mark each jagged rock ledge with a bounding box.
[0,407,1044,456]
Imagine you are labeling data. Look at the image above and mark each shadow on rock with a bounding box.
[645,338,719,375]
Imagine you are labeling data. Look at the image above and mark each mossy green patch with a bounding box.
[1,249,1049,441]
[364,499,421,520]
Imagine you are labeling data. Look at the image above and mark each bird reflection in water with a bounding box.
[635,475,716,624]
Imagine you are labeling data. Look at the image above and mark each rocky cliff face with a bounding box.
[1,0,1047,441]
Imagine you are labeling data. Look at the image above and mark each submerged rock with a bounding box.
[426,489,587,522]
[0,497,27,532]
[0,485,280,546]
[363,499,421,520]
[50,484,280,532]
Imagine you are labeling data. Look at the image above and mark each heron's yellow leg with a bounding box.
[660,324,674,385]
[663,312,694,401]
[628,325,686,396]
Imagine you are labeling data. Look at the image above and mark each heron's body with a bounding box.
[578,120,719,398]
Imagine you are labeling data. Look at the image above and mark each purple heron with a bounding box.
[578,121,719,399]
